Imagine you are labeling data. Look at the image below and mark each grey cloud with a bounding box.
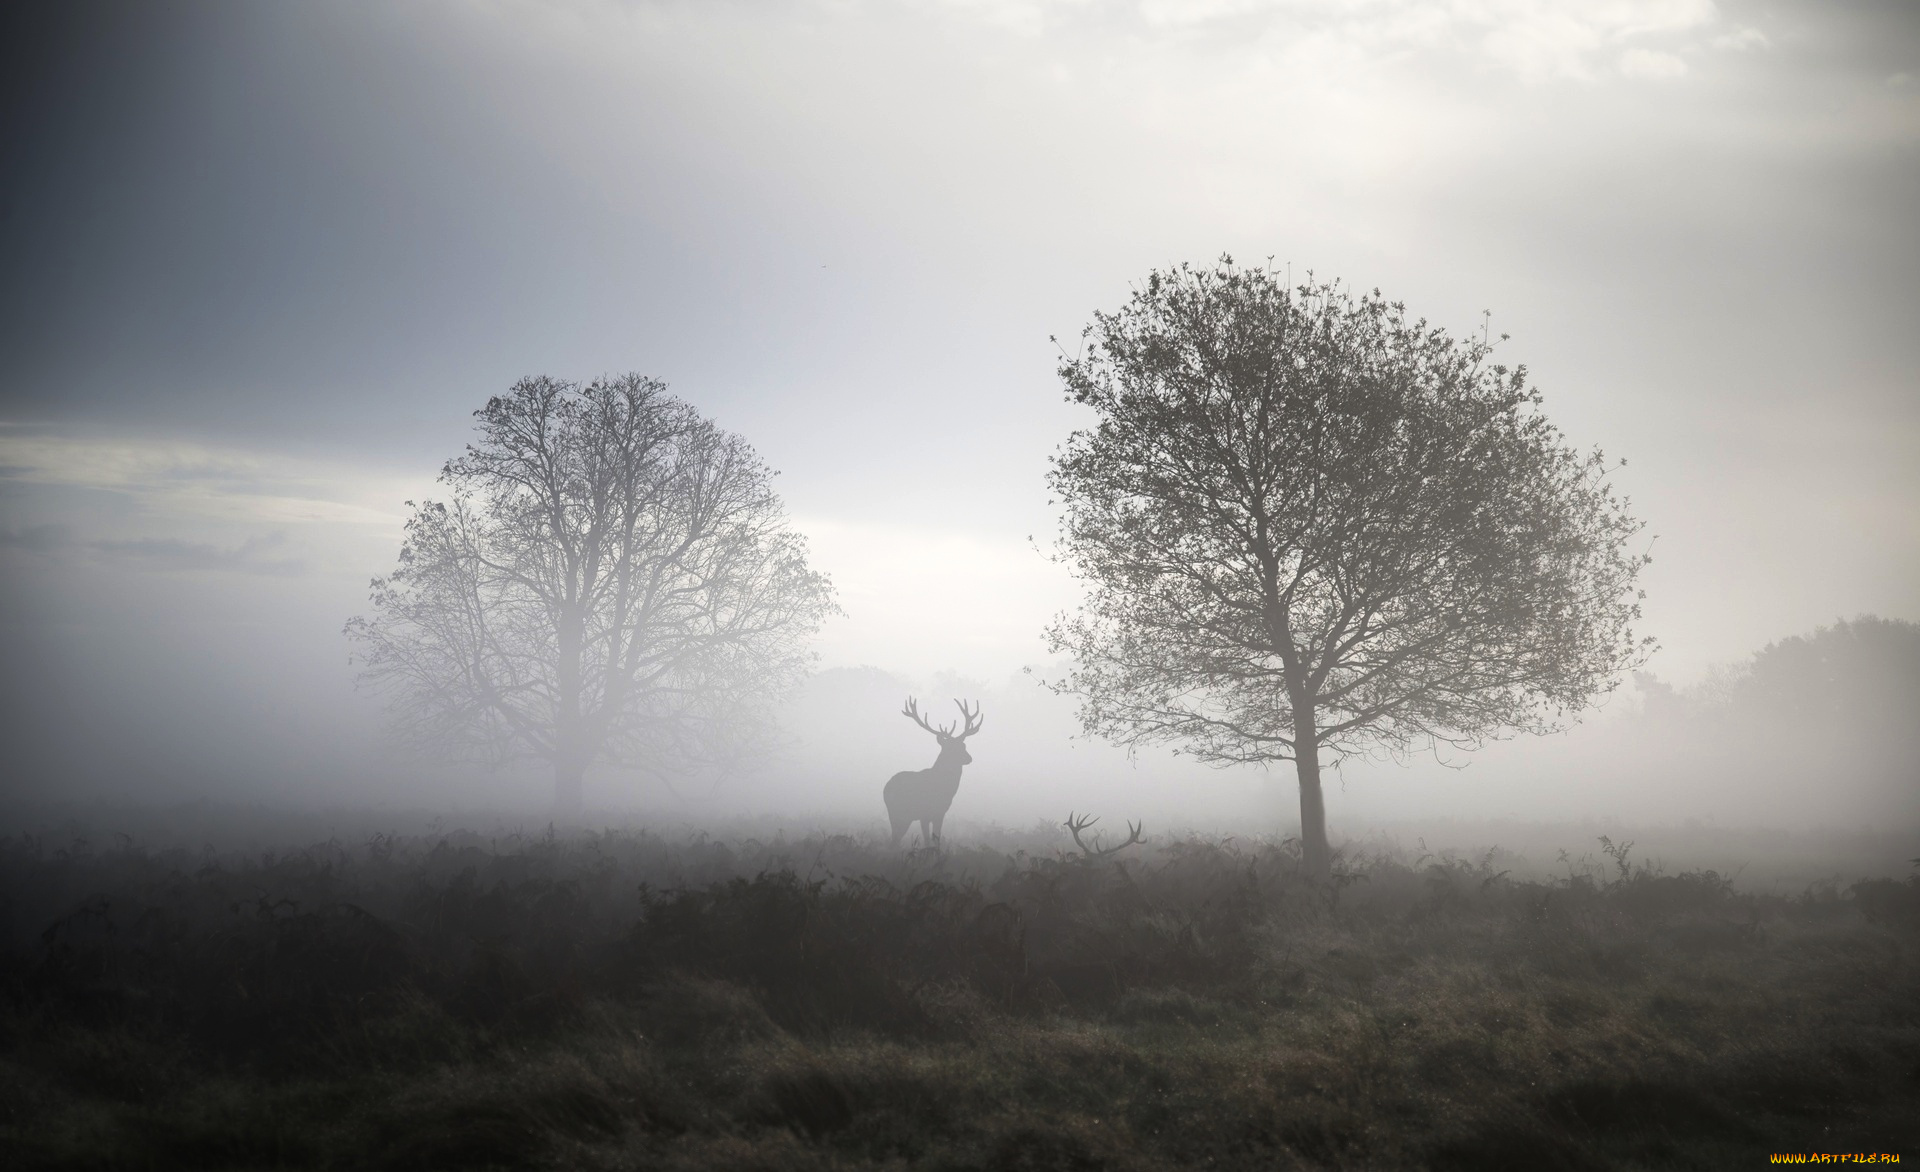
[89,532,305,577]
[0,523,73,551]
[2,525,310,575]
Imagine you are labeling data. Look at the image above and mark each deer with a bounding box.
[883,697,983,847]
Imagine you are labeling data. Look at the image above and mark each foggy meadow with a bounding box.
[3,2,1917,1169]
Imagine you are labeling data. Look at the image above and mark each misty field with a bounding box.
[3,820,1916,1171]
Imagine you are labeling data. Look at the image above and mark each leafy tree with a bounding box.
[1043,260,1651,876]
[347,375,836,814]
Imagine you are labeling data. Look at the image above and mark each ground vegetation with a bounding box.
[3,823,1915,1169]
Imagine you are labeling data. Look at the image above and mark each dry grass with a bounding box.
[2,825,1916,1169]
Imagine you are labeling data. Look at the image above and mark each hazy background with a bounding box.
[1,0,1914,838]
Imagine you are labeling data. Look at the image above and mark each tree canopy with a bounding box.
[1044,260,1651,875]
[347,374,836,813]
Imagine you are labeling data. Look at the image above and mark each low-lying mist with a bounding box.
[2,547,1915,847]
[4,483,1915,842]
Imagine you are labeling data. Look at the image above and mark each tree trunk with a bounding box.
[554,599,585,821]
[553,757,585,821]
[1293,722,1331,880]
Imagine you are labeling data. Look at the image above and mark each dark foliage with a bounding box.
[2,827,1915,1169]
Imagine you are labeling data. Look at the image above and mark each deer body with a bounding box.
[884,698,982,847]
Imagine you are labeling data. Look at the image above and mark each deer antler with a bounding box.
[1064,812,1144,858]
[952,699,984,739]
[902,697,956,738]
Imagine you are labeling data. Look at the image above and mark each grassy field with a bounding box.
[2,820,1916,1170]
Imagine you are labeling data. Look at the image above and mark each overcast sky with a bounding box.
[1,0,1914,818]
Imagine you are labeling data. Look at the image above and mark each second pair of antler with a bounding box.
[1064,812,1144,858]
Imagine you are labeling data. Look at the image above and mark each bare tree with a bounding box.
[346,374,836,814]
[1043,260,1651,877]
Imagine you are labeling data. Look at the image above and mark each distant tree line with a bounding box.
[1635,615,1920,763]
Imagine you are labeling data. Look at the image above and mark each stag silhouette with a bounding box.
[883,697,983,847]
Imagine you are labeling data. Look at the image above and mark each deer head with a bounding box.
[902,697,983,766]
